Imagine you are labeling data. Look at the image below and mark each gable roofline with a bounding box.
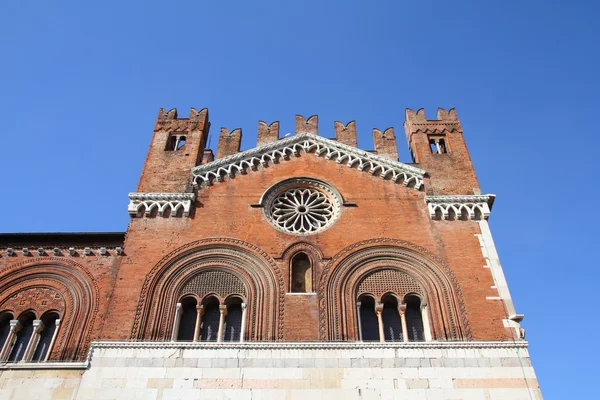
[191,134,426,191]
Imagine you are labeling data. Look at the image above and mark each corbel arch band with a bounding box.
[0,258,98,361]
[131,238,284,341]
[319,239,471,341]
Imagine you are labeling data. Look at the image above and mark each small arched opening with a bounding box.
[177,297,198,342]
[223,297,243,342]
[382,294,403,342]
[0,312,13,354]
[290,252,312,293]
[358,295,379,342]
[405,294,425,342]
[200,296,220,342]
[8,311,35,362]
[31,312,60,362]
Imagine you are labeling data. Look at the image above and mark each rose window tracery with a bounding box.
[263,179,342,235]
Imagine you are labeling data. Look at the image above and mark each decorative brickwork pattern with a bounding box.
[179,270,246,300]
[319,239,471,341]
[0,287,65,318]
[357,269,424,300]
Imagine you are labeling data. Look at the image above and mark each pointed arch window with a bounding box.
[291,252,312,293]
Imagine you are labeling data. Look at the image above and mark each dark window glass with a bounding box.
[8,312,35,362]
[382,297,403,342]
[359,297,379,341]
[291,253,312,293]
[32,313,59,362]
[200,299,220,342]
[177,298,197,341]
[405,296,425,342]
[0,313,12,352]
[223,302,242,342]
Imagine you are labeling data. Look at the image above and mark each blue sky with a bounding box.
[1,1,598,397]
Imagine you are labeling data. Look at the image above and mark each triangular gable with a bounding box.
[191,134,425,191]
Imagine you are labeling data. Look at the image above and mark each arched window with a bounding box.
[0,312,12,354]
[31,312,60,362]
[200,297,220,342]
[382,295,403,342]
[223,297,243,342]
[177,297,197,341]
[8,312,35,362]
[405,295,425,342]
[291,253,312,293]
[358,295,379,341]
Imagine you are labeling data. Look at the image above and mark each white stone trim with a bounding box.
[0,362,88,370]
[90,340,528,350]
[192,134,425,190]
[425,194,495,220]
[476,220,524,339]
[128,192,196,218]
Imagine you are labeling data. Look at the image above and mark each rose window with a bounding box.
[263,179,342,235]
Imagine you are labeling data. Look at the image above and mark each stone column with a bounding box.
[171,303,182,342]
[240,303,247,343]
[398,303,409,343]
[375,302,385,343]
[23,320,43,362]
[193,305,204,342]
[44,319,61,361]
[356,302,363,341]
[421,302,433,342]
[217,305,228,343]
[0,320,20,361]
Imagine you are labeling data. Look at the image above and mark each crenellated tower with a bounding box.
[404,108,480,195]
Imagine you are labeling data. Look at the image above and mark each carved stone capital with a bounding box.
[128,192,196,218]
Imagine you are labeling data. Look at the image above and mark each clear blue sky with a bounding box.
[1,1,598,398]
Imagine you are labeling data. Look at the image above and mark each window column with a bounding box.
[421,302,433,342]
[193,305,204,342]
[239,303,247,343]
[356,302,363,341]
[23,320,43,362]
[398,303,409,343]
[375,302,384,343]
[0,320,20,361]
[217,305,227,343]
[171,303,182,342]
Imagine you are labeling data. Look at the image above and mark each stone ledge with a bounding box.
[0,361,88,370]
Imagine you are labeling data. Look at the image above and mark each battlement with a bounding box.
[404,108,462,136]
[155,108,209,133]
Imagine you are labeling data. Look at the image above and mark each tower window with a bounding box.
[166,134,187,151]
[428,135,448,154]
[290,253,312,293]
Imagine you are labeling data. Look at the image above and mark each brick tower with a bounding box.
[0,107,541,399]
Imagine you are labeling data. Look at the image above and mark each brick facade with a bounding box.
[0,107,540,398]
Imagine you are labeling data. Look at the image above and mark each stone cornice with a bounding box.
[90,340,527,350]
[192,134,426,190]
[128,192,196,218]
[425,195,495,221]
[0,362,88,370]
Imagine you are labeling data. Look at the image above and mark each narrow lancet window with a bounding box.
[291,253,312,293]
[223,297,243,342]
[200,297,220,342]
[358,295,379,341]
[177,297,197,341]
[31,312,60,361]
[8,312,35,362]
[405,295,425,342]
[382,295,403,342]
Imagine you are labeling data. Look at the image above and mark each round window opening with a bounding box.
[263,179,342,235]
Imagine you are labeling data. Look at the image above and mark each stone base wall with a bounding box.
[0,342,542,399]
